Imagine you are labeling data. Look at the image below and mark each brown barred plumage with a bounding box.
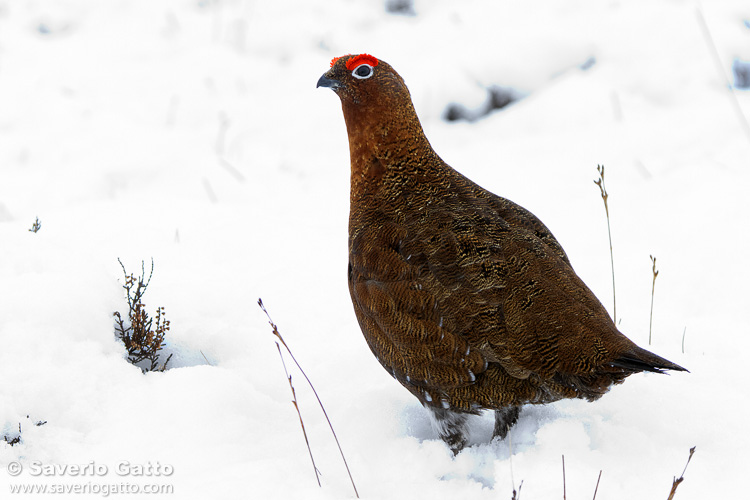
[317,54,687,453]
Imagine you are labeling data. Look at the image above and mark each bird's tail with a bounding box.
[610,345,688,374]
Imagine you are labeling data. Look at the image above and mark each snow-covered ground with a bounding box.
[1,0,748,498]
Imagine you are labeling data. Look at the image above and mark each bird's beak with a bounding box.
[316,73,341,90]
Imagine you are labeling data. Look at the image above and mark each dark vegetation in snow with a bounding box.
[114,259,173,373]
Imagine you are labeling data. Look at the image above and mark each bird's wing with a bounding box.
[488,196,572,267]
[459,170,573,268]
[348,216,490,393]
[486,227,628,380]
[423,179,627,381]
[349,195,633,396]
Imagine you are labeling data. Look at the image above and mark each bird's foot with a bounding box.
[426,406,469,455]
[492,406,521,441]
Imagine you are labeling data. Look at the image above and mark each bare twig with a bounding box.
[592,470,602,500]
[562,455,567,500]
[200,350,212,366]
[118,258,154,317]
[28,217,42,233]
[511,480,523,500]
[696,7,750,146]
[649,255,659,345]
[258,298,359,498]
[682,327,687,354]
[667,446,696,500]
[594,165,616,323]
[508,425,519,499]
[275,342,321,487]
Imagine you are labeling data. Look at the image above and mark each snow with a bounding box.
[1,0,748,498]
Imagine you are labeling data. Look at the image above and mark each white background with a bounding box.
[1,0,748,498]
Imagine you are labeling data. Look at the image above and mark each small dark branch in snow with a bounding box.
[696,8,750,145]
[488,87,516,112]
[508,428,516,493]
[4,434,21,446]
[385,0,415,16]
[275,341,321,487]
[592,470,603,500]
[444,86,520,123]
[649,255,659,345]
[34,18,72,38]
[2,422,22,446]
[28,216,42,233]
[580,56,596,70]
[1,416,43,447]
[666,446,696,500]
[200,350,212,366]
[28,415,47,427]
[594,165,616,323]
[732,59,750,89]
[258,298,359,498]
[511,480,523,500]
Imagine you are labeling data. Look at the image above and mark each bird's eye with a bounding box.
[352,64,373,79]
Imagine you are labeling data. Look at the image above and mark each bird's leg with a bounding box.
[426,406,469,454]
[492,406,521,441]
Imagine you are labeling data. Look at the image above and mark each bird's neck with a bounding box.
[341,100,436,204]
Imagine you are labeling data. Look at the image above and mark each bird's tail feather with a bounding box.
[610,346,688,374]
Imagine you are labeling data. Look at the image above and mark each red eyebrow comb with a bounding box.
[330,54,380,69]
[345,54,379,70]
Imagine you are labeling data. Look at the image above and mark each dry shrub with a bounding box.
[114,259,172,373]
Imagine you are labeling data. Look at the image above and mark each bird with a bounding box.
[317,53,687,454]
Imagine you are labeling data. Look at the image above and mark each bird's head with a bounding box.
[317,53,435,190]
[316,54,411,109]
[317,53,428,158]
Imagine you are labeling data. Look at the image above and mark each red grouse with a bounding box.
[317,54,686,453]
